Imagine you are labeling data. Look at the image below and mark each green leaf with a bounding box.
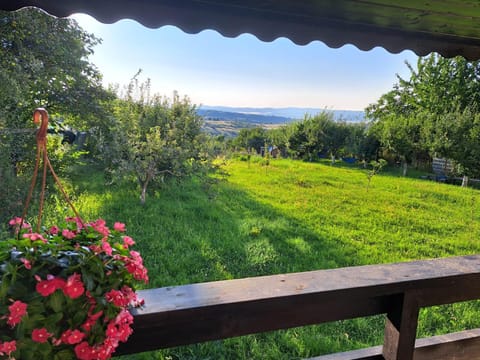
[8,279,29,298]
[80,268,95,291]
[45,312,63,329]
[27,298,46,314]
[72,309,86,327]
[38,341,53,357]
[0,278,10,298]
[48,291,64,313]
[18,347,35,360]
[54,349,76,360]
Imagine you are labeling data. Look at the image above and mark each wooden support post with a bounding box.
[383,291,420,360]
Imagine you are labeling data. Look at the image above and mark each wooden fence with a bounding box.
[117,255,480,359]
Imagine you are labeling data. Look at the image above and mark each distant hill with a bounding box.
[199,106,365,122]
[197,109,291,125]
[198,106,365,136]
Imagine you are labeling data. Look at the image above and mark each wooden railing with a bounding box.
[117,255,480,359]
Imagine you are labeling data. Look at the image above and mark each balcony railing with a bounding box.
[117,255,480,360]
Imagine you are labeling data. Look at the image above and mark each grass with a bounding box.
[43,158,480,359]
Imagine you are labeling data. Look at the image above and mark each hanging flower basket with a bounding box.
[0,109,148,360]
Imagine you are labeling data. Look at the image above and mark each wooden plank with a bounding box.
[309,346,383,360]
[118,255,480,355]
[311,329,480,360]
[121,293,396,354]
[308,329,480,360]
[132,255,480,314]
[414,328,480,360]
[383,292,419,360]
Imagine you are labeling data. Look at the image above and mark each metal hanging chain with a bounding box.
[19,108,84,234]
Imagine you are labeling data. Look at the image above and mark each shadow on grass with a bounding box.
[71,168,387,359]
[71,164,480,360]
[74,169,372,287]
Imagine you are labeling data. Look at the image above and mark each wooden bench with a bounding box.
[118,255,480,359]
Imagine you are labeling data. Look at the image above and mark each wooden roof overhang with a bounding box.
[3,0,480,60]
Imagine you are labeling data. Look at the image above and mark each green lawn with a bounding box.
[48,158,480,359]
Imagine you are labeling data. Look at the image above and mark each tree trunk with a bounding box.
[462,175,469,187]
[402,161,408,177]
[331,154,336,165]
[139,173,153,206]
[140,182,147,205]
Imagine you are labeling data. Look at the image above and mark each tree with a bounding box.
[107,74,207,204]
[430,109,480,186]
[284,112,338,161]
[0,7,110,174]
[322,120,349,164]
[366,159,387,191]
[0,8,108,124]
[301,112,350,163]
[303,113,329,161]
[366,54,480,119]
[285,120,309,159]
[267,126,289,157]
[370,114,426,176]
[344,122,380,165]
[0,8,110,225]
[233,127,267,154]
[366,53,480,177]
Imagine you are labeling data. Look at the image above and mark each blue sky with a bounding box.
[71,14,418,111]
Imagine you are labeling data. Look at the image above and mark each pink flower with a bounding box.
[81,307,103,332]
[101,239,113,256]
[0,340,16,356]
[106,322,117,337]
[62,273,85,299]
[62,229,76,239]
[6,300,27,327]
[48,225,60,235]
[125,258,149,283]
[95,343,115,360]
[116,253,149,283]
[100,348,114,360]
[36,275,66,297]
[116,323,133,342]
[92,218,106,227]
[113,222,126,232]
[89,244,102,254]
[130,250,142,260]
[23,232,47,243]
[101,337,119,356]
[120,285,141,306]
[9,217,31,229]
[90,219,109,237]
[106,321,133,343]
[60,329,85,345]
[8,217,21,226]
[115,308,134,326]
[32,328,53,343]
[105,289,129,307]
[20,258,32,269]
[122,236,135,249]
[89,310,103,321]
[9,300,27,316]
[74,341,97,360]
